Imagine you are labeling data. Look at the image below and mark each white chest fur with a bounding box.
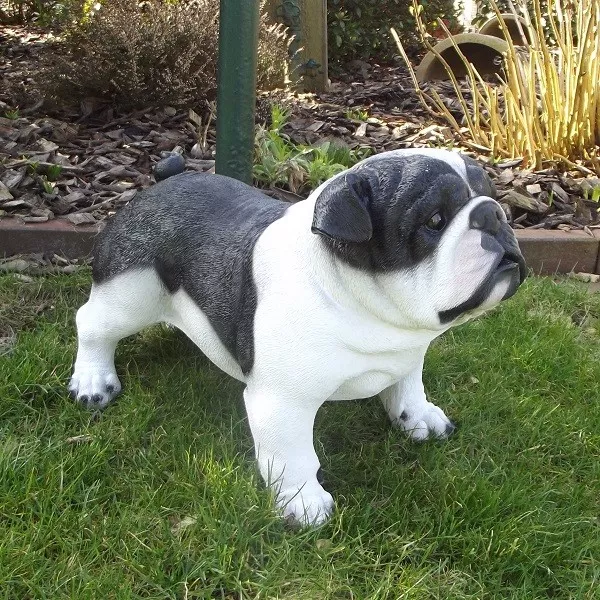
[249,200,437,401]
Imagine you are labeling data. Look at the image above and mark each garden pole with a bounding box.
[215,0,260,184]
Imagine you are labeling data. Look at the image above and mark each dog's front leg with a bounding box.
[243,388,332,526]
[380,359,455,441]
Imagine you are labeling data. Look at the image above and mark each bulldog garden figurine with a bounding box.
[69,149,526,526]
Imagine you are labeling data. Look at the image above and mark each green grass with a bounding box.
[0,271,599,599]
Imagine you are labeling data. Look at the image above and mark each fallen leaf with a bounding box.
[62,191,87,204]
[354,122,368,137]
[170,516,197,535]
[66,434,95,444]
[0,325,16,356]
[0,259,30,272]
[496,169,515,184]
[36,138,59,153]
[66,213,97,225]
[1,168,26,190]
[306,120,325,132]
[316,539,333,551]
[550,182,570,204]
[1,199,29,208]
[0,182,14,201]
[504,190,548,214]
[569,272,600,283]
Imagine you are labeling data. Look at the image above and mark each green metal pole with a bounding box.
[215,0,260,184]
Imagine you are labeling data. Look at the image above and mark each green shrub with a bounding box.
[253,105,371,194]
[473,0,538,26]
[327,0,459,64]
[39,0,290,112]
[0,0,81,24]
[474,0,563,44]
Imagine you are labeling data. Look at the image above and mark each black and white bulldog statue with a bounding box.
[69,149,526,526]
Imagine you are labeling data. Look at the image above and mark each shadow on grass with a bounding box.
[1,270,599,599]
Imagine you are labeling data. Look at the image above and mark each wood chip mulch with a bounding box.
[1,25,599,234]
[285,61,599,233]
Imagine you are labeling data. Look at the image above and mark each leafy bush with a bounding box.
[0,0,81,24]
[394,0,600,173]
[327,0,459,64]
[473,0,554,35]
[253,105,371,194]
[40,0,290,112]
[474,0,518,21]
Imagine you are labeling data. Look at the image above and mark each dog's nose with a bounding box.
[469,201,504,235]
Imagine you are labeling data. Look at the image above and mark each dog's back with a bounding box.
[91,172,288,374]
[93,172,287,286]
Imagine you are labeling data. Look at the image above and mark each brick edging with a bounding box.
[515,229,600,276]
[0,218,101,259]
[0,218,599,275]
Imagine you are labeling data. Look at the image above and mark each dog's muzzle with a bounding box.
[470,200,527,293]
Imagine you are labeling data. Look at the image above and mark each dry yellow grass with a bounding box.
[393,0,600,174]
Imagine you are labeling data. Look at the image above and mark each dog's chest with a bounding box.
[329,370,399,400]
[327,349,425,401]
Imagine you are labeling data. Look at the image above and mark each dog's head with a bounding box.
[311,149,526,330]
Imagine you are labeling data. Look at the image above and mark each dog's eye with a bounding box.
[426,212,446,231]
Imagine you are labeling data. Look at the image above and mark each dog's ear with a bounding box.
[463,155,497,199]
[311,169,377,243]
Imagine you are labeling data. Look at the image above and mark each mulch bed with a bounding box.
[1,24,599,234]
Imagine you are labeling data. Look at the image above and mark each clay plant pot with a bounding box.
[479,13,531,45]
[415,33,509,82]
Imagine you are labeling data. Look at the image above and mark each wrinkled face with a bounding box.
[311,149,526,331]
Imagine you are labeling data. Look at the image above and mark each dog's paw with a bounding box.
[277,482,334,527]
[396,401,455,441]
[69,367,121,409]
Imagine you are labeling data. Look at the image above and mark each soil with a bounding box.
[1,24,599,234]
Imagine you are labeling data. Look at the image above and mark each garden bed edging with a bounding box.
[0,218,599,276]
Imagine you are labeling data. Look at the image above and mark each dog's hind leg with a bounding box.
[69,269,167,409]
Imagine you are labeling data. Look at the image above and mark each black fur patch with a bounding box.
[312,169,376,243]
[93,173,288,375]
[463,155,496,198]
[311,154,482,271]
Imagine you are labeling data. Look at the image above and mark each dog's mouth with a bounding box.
[438,234,527,325]
[495,249,527,284]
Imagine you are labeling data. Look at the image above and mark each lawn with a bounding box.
[0,270,599,599]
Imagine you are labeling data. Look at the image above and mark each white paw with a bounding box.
[397,401,455,441]
[276,482,334,527]
[69,367,121,409]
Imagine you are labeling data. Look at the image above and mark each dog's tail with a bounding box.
[153,153,186,182]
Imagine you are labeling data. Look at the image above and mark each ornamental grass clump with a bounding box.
[394,0,600,174]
